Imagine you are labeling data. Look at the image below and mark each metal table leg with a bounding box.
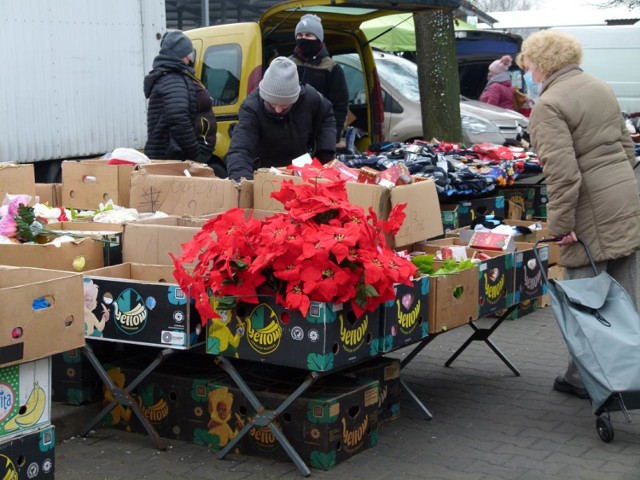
[397,335,438,420]
[214,356,321,477]
[80,343,175,450]
[444,304,520,376]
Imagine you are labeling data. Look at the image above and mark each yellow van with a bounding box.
[185,0,460,164]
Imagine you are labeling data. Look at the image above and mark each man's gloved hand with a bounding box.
[195,143,212,164]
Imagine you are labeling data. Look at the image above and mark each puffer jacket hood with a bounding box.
[144,56,194,98]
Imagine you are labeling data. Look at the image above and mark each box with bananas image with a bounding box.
[0,358,51,440]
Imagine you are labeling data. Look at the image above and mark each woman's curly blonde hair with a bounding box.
[519,30,583,76]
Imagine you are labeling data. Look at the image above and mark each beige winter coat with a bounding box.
[529,64,640,268]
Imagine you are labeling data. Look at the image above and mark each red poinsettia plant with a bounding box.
[171,176,418,325]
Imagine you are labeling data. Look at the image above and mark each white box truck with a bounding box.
[550,24,640,115]
[0,0,166,181]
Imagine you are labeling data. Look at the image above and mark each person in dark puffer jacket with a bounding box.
[290,14,349,144]
[144,31,217,167]
[224,57,336,181]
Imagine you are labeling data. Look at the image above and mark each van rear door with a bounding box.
[260,0,460,150]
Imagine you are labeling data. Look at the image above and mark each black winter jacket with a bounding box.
[291,46,349,142]
[224,84,336,181]
[143,55,201,160]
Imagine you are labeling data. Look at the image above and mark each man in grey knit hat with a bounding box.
[290,14,349,145]
[224,57,336,181]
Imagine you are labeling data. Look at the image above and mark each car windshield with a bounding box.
[376,57,421,103]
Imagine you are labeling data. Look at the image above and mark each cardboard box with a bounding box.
[252,169,443,247]
[498,297,538,321]
[497,187,535,220]
[207,299,381,371]
[35,183,60,206]
[440,204,459,233]
[0,425,55,479]
[47,221,123,266]
[342,357,401,424]
[61,159,140,209]
[0,164,36,201]
[129,162,253,215]
[0,358,51,440]
[538,265,565,308]
[446,219,559,265]
[102,355,379,469]
[83,263,204,349]
[0,236,105,272]
[101,352,238,444]
[238,374,379,470]
[379,277,429,352]
[456,196,505,228]
[0,267,84,367]
[513,242,549,304]
[122,216,206,265]
[51,343,117,405]
[419,239,515,318]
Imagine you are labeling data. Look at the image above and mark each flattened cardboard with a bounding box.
[0,268,84,367]
[61,159,137,209]
[84,263,203,349]
[0,424,55,479]
[0,358,51,440]
[0,164,36,201]
[0,237,104,272]
[252,170,442,247]
[129,162,252,215]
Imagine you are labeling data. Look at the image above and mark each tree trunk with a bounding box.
[414,9,462,143]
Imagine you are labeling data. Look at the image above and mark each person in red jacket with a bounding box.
[480,55,516,111]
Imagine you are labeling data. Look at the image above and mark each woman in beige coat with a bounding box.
[519,30,640,399]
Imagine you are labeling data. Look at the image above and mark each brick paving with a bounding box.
[53,307,640,479]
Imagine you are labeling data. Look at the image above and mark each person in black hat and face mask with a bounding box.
[144,30,221,174]
[289,14,349,146]
[224,56,336,181]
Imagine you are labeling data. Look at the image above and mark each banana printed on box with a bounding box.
[0,358,51,440]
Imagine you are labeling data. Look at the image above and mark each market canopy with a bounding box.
[361,13,476,52]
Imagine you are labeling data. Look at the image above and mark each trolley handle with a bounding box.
[533,237,599,284]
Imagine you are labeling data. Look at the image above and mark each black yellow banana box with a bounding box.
[0,424,55,479]
[513,242,548,304]
[207,299,381,372]
[420,238,515,317]
[234,370,380,471]
[379,277,429,353]
[341,357,401,424]
[83,263,204,349]
[101,351,250,449]
[0,358,51,441]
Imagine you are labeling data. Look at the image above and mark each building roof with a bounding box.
[478,7,640,30]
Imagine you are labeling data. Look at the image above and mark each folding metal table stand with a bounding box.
[213,355,346,477]
[399,303,520,420]
[80,341,176,450]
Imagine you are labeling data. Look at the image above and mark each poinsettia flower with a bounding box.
[277,282,312,317]
[300,257,353,303]
[380,203,407,236]
[316,222,360,263]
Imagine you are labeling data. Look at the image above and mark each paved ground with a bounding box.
[52,306,640,479]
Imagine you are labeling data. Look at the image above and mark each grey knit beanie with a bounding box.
[160,31,193,59]
[259,57,301,106]
[295,14,324,42]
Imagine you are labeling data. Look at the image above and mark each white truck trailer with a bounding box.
[0,0,166,181]
[549,24,640,115]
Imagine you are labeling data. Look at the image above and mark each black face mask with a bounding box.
[296,38,322,59]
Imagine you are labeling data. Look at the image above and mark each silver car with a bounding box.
[335,51,528,145]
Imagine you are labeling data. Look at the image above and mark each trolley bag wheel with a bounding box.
[596,415,614,443]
